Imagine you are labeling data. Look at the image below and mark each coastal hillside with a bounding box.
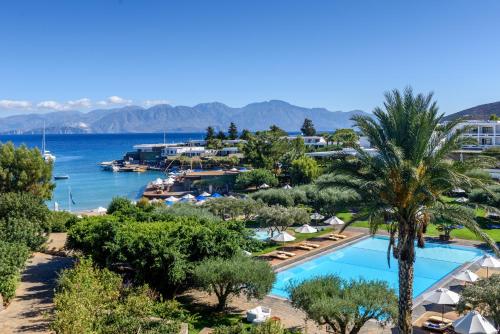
[443,101,500,121]
[0,100,367,134]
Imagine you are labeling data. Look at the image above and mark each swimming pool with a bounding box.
[253,229,271,241]
[271,236,483,299]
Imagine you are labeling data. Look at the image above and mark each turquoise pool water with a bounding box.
[271,236,483,299]
[253,230,271,241]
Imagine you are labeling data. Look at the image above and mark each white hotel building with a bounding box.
[453,120,500,149]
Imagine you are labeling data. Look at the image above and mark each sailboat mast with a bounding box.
[42,122,46,153]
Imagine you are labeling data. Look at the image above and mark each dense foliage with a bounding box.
[256,205,309,236]
[228,122,238,140]
[193,255,275,310]
[0,240,30,303]
[235,169,278,190]
[242,128,289,169]
[318,88,498,333]
[0,142,54,199]
[203,197,263,220]
[289,276,398,334]
[456,275,500,327]
[330,128,359,148]
[0,192,50,250]
[52,258,188,334]
[213,319,299,334]
[300,118,316,136]
[67,212,262,297]
[290,156,320,185]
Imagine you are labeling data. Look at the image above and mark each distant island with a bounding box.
[0,100,367,134]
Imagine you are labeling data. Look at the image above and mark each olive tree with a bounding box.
[256,205,310,237]
[457,275,500,327]
[193,255,275,311]
[289,276,398,334]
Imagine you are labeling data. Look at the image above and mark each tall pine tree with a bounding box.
[228,122,238,140]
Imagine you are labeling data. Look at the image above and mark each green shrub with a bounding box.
[0,192,50,250]
[49,211,78,232]
[52,258,182,334]
[290,156,320,185]
[0,240,30,303]
[235,169,278,190]
[250,189,294,207]
[67,216,260,297]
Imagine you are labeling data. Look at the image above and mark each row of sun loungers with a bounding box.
[271,234,349,260]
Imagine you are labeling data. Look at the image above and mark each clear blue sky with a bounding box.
[1,0,499,116]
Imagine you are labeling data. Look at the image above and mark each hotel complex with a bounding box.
[454,120,500,149]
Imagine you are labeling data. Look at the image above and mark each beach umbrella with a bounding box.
[195,195,206,201]
[455,197,469,203]
[211,193,222,198]
[230,167,238,171]
[153,178,163,185]
[324,216,345,225]
[282,184,292,190]
[182,194,195,199]
[423,288,460,321]
[454,270,479,284]
[165,200,174,206]
[478,255,500,277]
[195,200,206,206]
[179,198,190,203]
[165,196,179,202]
[453,311,497,334]
[200,191,211,197]
[271,231,296,243]
[260,183,270,189]
[310,212,325,220]
[294,224,318,234]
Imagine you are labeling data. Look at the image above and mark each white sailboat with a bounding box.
[42,123,56,162]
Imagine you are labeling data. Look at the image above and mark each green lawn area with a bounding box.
[336,211,500,242]
[253,226,335,256]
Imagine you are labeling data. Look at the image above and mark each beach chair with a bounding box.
[271,253,288,260]
[303,242,320,248]
[277,251,296,257]
[423,316,453,332]
[331,233,347,239]
[327,236,339,241]
[246,306,271,323]
[297,244,313,250]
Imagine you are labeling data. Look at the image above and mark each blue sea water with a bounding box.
[0,133,205,211]
[271,236,483,299]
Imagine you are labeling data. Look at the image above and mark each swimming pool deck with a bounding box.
[184,227,498,333]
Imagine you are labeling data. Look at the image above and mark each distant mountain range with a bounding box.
[443,101,500,121]
[0,100,367,134]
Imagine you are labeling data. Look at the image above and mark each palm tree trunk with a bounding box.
[398,254,414,333]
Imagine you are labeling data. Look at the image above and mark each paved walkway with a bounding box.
[0,235,73,334]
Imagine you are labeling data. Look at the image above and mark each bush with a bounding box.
[193,255,275,310]
[457,275,500,327]
[52,258,182,334]
[235,169,278,190]
[49,211,79,232]
[0,240,30,303]
[289,156,320,185]
[0,192,51,250]
[67,216,260,297]
[251,189,294,207]
[213,320,299,334]
[256,205,310,236]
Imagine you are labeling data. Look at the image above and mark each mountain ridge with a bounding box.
[0,100,367,134]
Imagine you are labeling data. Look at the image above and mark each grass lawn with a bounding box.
[253,226,335,256]
[336,211,500,242]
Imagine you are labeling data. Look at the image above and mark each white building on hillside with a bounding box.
[162,146,206,157]
[286,135,327,147]
[453,120,500,149]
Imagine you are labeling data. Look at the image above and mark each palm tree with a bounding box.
[317,88,499,333]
